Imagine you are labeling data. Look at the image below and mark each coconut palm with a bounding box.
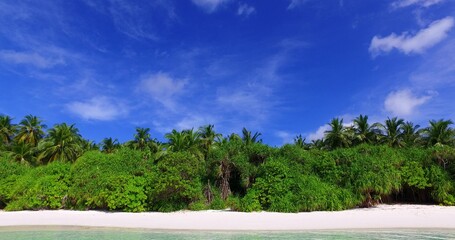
[401,121,422,147]
[241,127,262,145]
[38,123,83,163]
[294,134,307,149]
[5,141,37,165]
[101,137,120,154]
[166,129,201,153]
[378,117,405,147]
[14,115,47,147]
[132,127,151,151]
[0,115,16,146]
[198,125,221,157]
[422,119,454,146]
[81,139,99,152]
[310,139,325,149]
[352,115,380,145]
[324,118,352,149]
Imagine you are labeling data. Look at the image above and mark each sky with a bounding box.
[0,0,454,146]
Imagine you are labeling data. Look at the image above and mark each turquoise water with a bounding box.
[1,228,455,239]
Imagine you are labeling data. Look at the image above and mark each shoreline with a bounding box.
[1,205,455,231]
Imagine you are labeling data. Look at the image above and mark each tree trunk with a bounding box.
[220,158,231,200]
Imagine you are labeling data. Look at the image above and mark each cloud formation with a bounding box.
[0,50,65,69]
[138,72,187,110]
[307,125,330,141]
[384,89,433,116]
[66,97,128,121]
[369,17,454,56]
[237,3,255,16]
[288,0,309,10]
[191,0,230,13]
[391,0,444,9]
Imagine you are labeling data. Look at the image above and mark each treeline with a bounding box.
[0,114,455,212]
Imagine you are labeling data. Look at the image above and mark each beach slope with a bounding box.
[1,205,455,230]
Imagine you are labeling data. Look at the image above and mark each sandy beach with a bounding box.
[1,205,455,231]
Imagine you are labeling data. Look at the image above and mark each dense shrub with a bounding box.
[0,157,29,208]
[427,165,455,205]
[147,151,204,212]
[242,157,357,212]
[3,161,70,210]
[68,148,150,211]
[332,145,402,206]
[2,141,455,212]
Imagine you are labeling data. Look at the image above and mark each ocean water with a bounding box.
[1,228,455,240]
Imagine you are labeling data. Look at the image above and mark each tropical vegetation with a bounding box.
[1,114,455,212]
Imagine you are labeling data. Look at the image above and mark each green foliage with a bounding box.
[1,114,455,212]
[188,200,208,211]
[427,165,455,205]
[3,161,71,210]
[243,157,357,212]
[400,148,431,189]
[293,175,358,212]
[342,145,402,205]
[304,149,343,185]
[0,157,30,208]
[239,190,262,212]
[68,149,150,211]
[147,151,203,212]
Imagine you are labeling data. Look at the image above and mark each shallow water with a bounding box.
[1,228,455,240]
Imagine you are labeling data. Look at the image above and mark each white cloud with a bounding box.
[308,125,330,141]
[0,50,65,68]
[391,0,444,9]
[237,3,255,16]
[176,114,216,131]
[369,17,454,56]
[275,131,295,145]
[191,0,230,13]
[138,72,187,110]
[66,97,128,121]
[384,89,433,116]
[288,0,309,10]
[217,89,269,119]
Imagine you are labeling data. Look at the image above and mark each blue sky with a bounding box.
[0,0,454,146]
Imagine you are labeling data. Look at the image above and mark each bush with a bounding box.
[4,161,71,210]
[68,149,150,211]
[147,151,203,212]
[0,157,29,208]
[334,145,403,206]
[242,157,357,212]
[427,165,455,205]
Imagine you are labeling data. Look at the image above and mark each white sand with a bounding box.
[1,205,455,230]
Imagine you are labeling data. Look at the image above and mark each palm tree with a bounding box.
[378,117,405,147]
[165,129,201,154]
[198,125,221,158]
[0,115,16,147]
[352,115,380,145]
[422,119,454,146]
[309,139,325,149]
[101,137,120,153]
[132,127,151,151]
[38,123,83,163]
[165,129,186,152]
[324,118,352,149]
[14,114,46,147]
[4,141,37,165]
[81,139,99,152]
[401,121,421,147]
[294,134,307,148]
[241,127,262,145]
